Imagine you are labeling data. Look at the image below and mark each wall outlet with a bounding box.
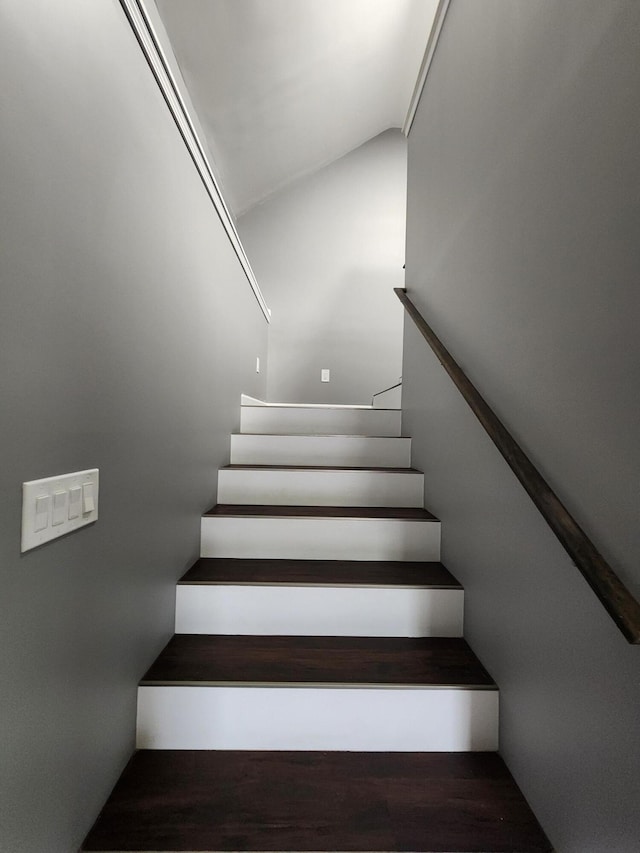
[321,369,330,383]
[256,357,260,373]
[21,468,99,552]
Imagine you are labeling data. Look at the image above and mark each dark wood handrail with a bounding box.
[395,287,640,644]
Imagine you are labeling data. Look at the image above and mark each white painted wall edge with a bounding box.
[119,0,271,323]
[402,0,452,137]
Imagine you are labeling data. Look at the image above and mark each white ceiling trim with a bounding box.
[119,0,271,322]
[403,0,452,136]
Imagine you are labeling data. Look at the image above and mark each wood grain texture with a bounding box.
[205,504,437,520]
[82,750,553,851]
[180,558,462,588]
[140,635,495,687]
[395,286,640,644]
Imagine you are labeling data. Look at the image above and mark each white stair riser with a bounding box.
[217,468,424,507]
[230,434,411,467]
[137,686,498,751]
[175,586,463,637]
[201,516,441,561]
[241,406,401,437]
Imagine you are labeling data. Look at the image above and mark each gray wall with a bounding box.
[0,1,267,850]
[401,2,640,851]
[239,130,406,404]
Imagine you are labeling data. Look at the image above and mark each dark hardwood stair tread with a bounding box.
[82,750,552,852]
[205,504,438,520]
[180,558,461,588]
[223,464,422,473]
[141,635,494,687]
[236,432,409,437]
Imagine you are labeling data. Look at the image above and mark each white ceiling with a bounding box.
[154,0,438,216]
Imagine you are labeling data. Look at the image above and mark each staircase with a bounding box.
[83,401,552,852]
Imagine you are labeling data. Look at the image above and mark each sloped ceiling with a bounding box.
[154,0,438,215]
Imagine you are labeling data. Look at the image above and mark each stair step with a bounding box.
[180,557,461,586]
[82,750,553,852]
[242,398,381,408]
[224,463,415,471]
[240,404,402,436]
[175,559,463,636]
[206,504,436,518]
[217,464,425,506]
[230,433,412,466]
[142,635,490,686]
[136,636,497,750]
[201,505,440,561]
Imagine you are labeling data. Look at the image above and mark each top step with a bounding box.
[240,404,402,436]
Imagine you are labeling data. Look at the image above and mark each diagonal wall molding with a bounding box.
[119,0,271,322]
[403,0,452,136]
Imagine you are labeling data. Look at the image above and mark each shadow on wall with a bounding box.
[237,129,409,405]
[266,268,405,405]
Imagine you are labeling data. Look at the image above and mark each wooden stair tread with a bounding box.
[141,635,494,687]
[82,750,552,852]
[235,432,408,437]
[205,504,438,520]
[180,558,461,588]
[223,464,421,472]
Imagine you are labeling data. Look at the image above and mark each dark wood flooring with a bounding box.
[223,464,422,472]
[141,635,495,687]
[205,504,438,520]
[82,750,553,852]
[180,558,461,588]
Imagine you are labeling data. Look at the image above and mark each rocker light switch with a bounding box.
[34,495,50,532]
[68,486,82,520]
[82,482,95,515]
[321,369,330,383]
[21,469,99,552]
[52,491,67,526]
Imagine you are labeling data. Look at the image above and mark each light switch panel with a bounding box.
[22,469,99,552]
[321,369,330,383]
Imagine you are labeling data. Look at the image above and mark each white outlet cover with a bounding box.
[21,468,99,552]
[321,369,330,382]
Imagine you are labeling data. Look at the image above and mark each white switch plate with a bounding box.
[21,468,99,552]
[256,357,260,373]
[321,369,330,383]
